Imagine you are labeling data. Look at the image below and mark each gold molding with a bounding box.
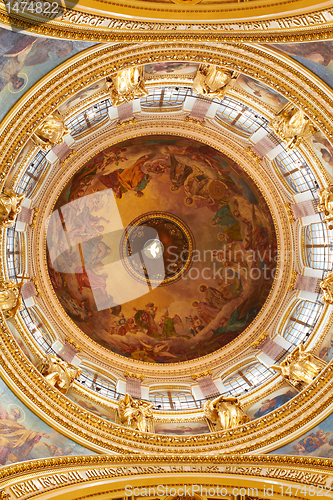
[1,4,333,41]
[192,369,212,380]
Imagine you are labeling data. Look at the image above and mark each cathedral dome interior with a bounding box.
[1,2,333,498]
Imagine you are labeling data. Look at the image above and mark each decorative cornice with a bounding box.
[192,369,212,380]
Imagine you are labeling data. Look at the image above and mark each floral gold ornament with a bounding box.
[317,185,333,229]
[32,113,70,150]
[38,354,81,395]
[106,67,148,107]
[269,107,317,150]
[192,65,238,100]
[0,188,24,229]
[203,395,250,430]
[271,344,324,389]
[320,272,333,304]
[117,393,154,432]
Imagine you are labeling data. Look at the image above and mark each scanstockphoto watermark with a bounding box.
[124,485,262,497]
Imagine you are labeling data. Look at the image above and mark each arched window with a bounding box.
[149,390,198,410]
[77,368,118,399]
[140,86,192,109]
[16,150,49,197]
[216,96,267,134]
[304,223,333,270]
[283,300,322,345]
[223,362,274,396]
[274,149,318,193]
[65,99,111,136]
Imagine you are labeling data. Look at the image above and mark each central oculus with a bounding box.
[143,239,164,259]
[120,212,194,286]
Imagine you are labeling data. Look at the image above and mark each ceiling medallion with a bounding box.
[120,212,194,287]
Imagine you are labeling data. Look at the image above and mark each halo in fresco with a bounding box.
[47,136,277,363]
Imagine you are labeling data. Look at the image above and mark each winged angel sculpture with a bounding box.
[204,395,250,431]
[117,393,154,432]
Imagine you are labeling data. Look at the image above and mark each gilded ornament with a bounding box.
[203,395,250,431]
[0,491,10,500]
[38,354,81,394]
[0,188,24,229]
[269,107,317,150]
[32,113,70,150]
[191,369,212,380]
[251,331,268,348]
[317,185,333,229]
[192,65,238,100]
[0,279,24,318]
[284,203,295,223]
[106,67,148,107]
[271,344,324,389]
[124,370,145,381]
[287,270,298,291]
[320,272,333,304]
[117,393,154,432]
[244,147,261,164]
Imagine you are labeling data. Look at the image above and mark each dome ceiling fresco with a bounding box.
[47,135,277,363]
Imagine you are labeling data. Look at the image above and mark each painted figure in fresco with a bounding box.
[237,74,287,108]
[211,205,242,242]
[169,154,193,190]
[298,429,331,453]
[184,168,214,202]
[204,395,250,430]
[0,405,49,465]
[312,134,333,169]
[81,237,112,268]
[99,154,151,198]
[199,284,231,309]
[253,390,295,419]
[69,206,109,241]
[192,300,220,325]
[271,42,333,67]
[0,35,36,92]
[0,188,24,228]
[134,303,159,338]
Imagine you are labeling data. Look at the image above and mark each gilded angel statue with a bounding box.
[203,395,250,431]
[106,66,148,107]
[0,279,23,318]
[318,185,333,229]
[320,271,333,304]
[0,188,24,229]
[270,107,317,149]
[117,393,154,432]
[272,344,322,386]
[32,113,70,150]
[38,354,81,394]
[192,65,238,99]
